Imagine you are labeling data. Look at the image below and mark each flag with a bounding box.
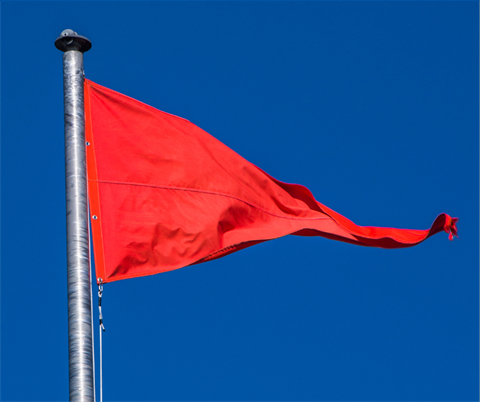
[84,79,457,284]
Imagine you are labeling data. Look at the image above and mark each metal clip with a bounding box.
[98,279,105,332]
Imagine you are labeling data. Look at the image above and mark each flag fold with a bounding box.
[84,79,457,284]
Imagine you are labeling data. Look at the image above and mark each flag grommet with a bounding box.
[92,215,97,220]
[86,141,90,146]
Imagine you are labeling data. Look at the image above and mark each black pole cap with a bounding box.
[55,29,92,53]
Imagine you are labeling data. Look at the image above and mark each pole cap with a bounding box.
[55,29,92,53]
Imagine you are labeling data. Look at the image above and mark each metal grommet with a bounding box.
[92,215,98,220]
[86,141,90,146]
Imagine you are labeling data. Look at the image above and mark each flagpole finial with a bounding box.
[55,29,91,53]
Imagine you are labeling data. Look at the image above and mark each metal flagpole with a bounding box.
[55,29,94,402]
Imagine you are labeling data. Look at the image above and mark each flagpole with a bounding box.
[55,29,94,402]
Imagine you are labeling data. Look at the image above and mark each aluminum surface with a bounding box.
[63,49,94,401]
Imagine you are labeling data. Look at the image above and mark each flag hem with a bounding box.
[85,79,107,284]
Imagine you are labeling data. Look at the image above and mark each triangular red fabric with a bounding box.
[84,79,457,284]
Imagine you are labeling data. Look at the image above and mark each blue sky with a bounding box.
[1,1,478,401]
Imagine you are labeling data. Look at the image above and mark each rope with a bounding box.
[98,280,106,402]
[87,206,96,401]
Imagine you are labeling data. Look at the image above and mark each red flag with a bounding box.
[84,79,457,284]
